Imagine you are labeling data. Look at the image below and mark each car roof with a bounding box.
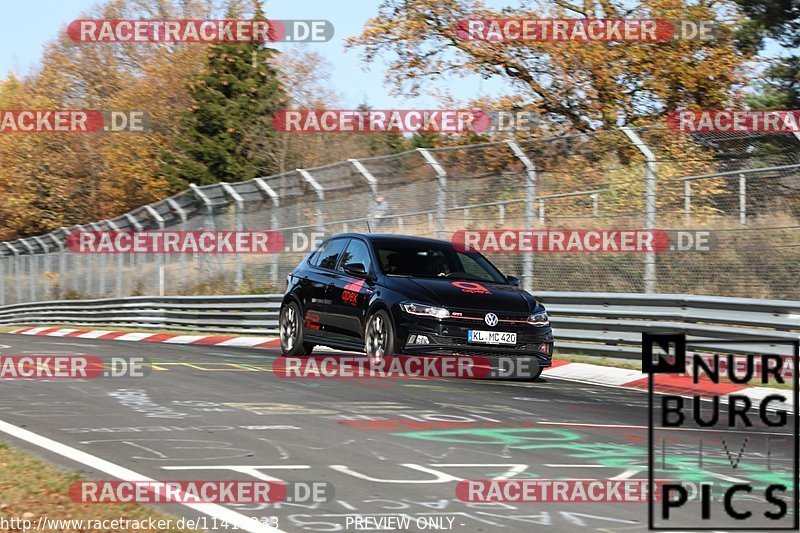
[328,233,453,246]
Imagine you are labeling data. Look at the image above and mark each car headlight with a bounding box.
[400,302,450,319]
[527,311,549,326]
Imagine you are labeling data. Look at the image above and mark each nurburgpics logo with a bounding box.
[644,333,799,530]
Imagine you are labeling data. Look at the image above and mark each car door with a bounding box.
[325,237,376,344]
[304,238,348,341]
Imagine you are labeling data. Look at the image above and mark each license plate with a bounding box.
[467,330,517,345]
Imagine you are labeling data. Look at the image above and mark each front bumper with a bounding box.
[393,310,554,366]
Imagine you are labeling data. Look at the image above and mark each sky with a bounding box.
[0,0,508,108]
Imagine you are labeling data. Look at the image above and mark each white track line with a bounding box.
[0,419,284,533]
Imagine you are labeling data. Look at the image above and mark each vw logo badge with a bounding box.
[484,313,499,327]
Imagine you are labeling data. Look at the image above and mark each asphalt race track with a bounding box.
[0,333,795,532]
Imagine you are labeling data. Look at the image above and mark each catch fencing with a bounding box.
[0,126,798,304]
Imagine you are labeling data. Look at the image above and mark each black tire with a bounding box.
[364,309,395,363]
[279,301,314,356]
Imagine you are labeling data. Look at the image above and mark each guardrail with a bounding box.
[0,292,798,358]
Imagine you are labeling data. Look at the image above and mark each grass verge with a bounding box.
[0,442,199,532]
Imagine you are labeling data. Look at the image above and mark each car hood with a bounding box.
[387,276,537,314]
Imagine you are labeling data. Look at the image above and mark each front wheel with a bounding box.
[279,301,314,356]
[364,309,395,363]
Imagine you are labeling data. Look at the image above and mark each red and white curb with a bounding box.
[7,327,794,410]
[9,326,281,348]
[545,359,795,412]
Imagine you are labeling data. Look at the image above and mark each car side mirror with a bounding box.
[344,262,368,277]
[506,275,520,286]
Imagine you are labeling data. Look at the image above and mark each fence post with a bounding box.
[297,169,325,234]
[32,237,50,300]
[254,178,281,286]
[51,231,67,298]
[739,173,746,225]
[189,184,217,282]
[105,220,124,296]
[18,239,36,302]
[506,140,536,292]
[123,214,145,293]
[418,148,447,239]
[684,180,691,225]
[621,127,657,294]
[167,198,189,293]
[56,231,69,297]
[5,243,20,303]
[350,159,378,232]
[144,206,167,296]
[221,183,245,288]
[538,200,545,224]
[88,222,107,297]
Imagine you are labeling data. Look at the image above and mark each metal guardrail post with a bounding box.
[621,127,657,294]
[507,140,536,292]
[144,206,167,296]
[167,198,189,292]
[418,149,447,239]
[297,169,325,233]
[17,239,36,302]
[254,178,281,285]
[220,183,245,287]
[349,159,378,232]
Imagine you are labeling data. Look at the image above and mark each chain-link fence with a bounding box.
[1,126,798,304]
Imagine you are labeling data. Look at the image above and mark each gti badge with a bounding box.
[484,313,499,327]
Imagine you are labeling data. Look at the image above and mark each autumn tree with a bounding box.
[160,2,287,187]
[347,0,752,132]
[0,0,210,238]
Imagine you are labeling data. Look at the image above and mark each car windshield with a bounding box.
[374,242,507,283]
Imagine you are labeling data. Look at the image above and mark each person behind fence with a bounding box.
[374,195,393,230]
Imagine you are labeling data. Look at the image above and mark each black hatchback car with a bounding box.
[279,233,554,377]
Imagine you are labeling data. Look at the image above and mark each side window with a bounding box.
[306,242,325,266]
[316,239,348,270]
[339,239,373,273]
